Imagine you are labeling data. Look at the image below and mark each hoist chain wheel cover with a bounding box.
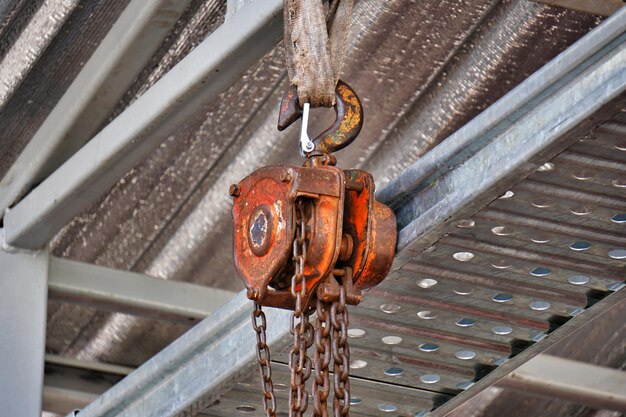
[341,170,397,291]
[232,165,346,309]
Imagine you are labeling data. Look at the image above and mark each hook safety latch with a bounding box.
[278,80,363,157]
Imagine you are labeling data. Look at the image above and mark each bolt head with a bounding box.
[229,184,241,197]
[280,171,292,183]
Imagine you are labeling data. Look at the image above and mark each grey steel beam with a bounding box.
[45,354,133,376]
[376,6,626,210]
[531,1,624,16]
[43,362,127,415]
[65,291,291,417]
[0,0,193,215]
[499,355,626,411]
[3,0,283,250]
[0,239,49,417]
[377,7,626,264]
[48,257,235,323]
[432,290,626,416]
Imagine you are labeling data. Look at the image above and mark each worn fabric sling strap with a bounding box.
[283,0,353,108]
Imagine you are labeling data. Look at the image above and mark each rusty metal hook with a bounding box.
[278,80,364,156]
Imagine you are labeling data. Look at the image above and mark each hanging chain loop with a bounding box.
[330,276,350,417]
[289,199,315,417]
[312,299,332,417]
[253,303,277,417]
[252,202,354,417]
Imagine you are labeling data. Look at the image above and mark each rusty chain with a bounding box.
[252,302,277,417]
[252,199,352,417]
[288,199,314,417]
[330,278,350,417]
[312,299,331,417]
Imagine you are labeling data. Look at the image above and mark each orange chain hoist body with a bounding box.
[231,81,396,310]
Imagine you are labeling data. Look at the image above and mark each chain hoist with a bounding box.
[231,80,396,417]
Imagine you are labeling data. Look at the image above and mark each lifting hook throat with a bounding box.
[278,80,364,157]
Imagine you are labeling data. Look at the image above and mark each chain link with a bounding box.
[252,302,277,417]
[289,199,314,417]
[312,299,331,417]
[330,283,350,417]
[252,199,352,417]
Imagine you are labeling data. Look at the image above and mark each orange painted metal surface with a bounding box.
[232,165,345,309]
[232,80,396,310]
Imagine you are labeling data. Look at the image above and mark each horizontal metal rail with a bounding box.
[386,8,626,264]
[433,290,626,416]
[68,10,626,417]
[3,0,282,250]
[500,354,626,411]
[66,291,291,417]
[0,0,193,216]
[376,6,626,210]
[49,257,235,323]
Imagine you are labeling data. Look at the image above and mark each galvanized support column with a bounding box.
[0,235,49,417]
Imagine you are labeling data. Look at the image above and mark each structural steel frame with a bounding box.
[0,2,624,417]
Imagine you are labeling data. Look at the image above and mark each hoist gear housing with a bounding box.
[231,163,396,310]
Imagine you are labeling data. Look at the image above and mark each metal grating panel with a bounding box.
[200,115,625,417]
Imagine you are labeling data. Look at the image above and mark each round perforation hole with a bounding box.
[377,403,398,413]
[381,335,402,345]
[492,325,513,335]
[420,374,440,384]
[455,350,477,360]
[350,359,367,369]
[380,303,402,314]
[530,235,551,244]
[568,275,590,285]
[531,199,552,208]
[348,328,366,338]
[531,267,551,277]
[611,214,626,223]
[417,310,436,319]
[530,301,551,311]
[570,241,591,251]
[457,219,475,228]
[453,251,475,262]
[453,287,474,295]
[537,162,555,172]
[418,343,439,352]
[457,381,475,390]
[417,278,438,288]
[612,179,626,188]
[274,383,288,392]
[350,398,362,406]
[492,293,513,303]
[236,405,256,413]
[573,170,594,181]
[608,249,626,259]
[492,259,512,269]
[455,318,476,327]
[384,366,404,376]
[571,207,591,216]
[499,190,514,199]
[491,226,513,236]
[615,141,626,151]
